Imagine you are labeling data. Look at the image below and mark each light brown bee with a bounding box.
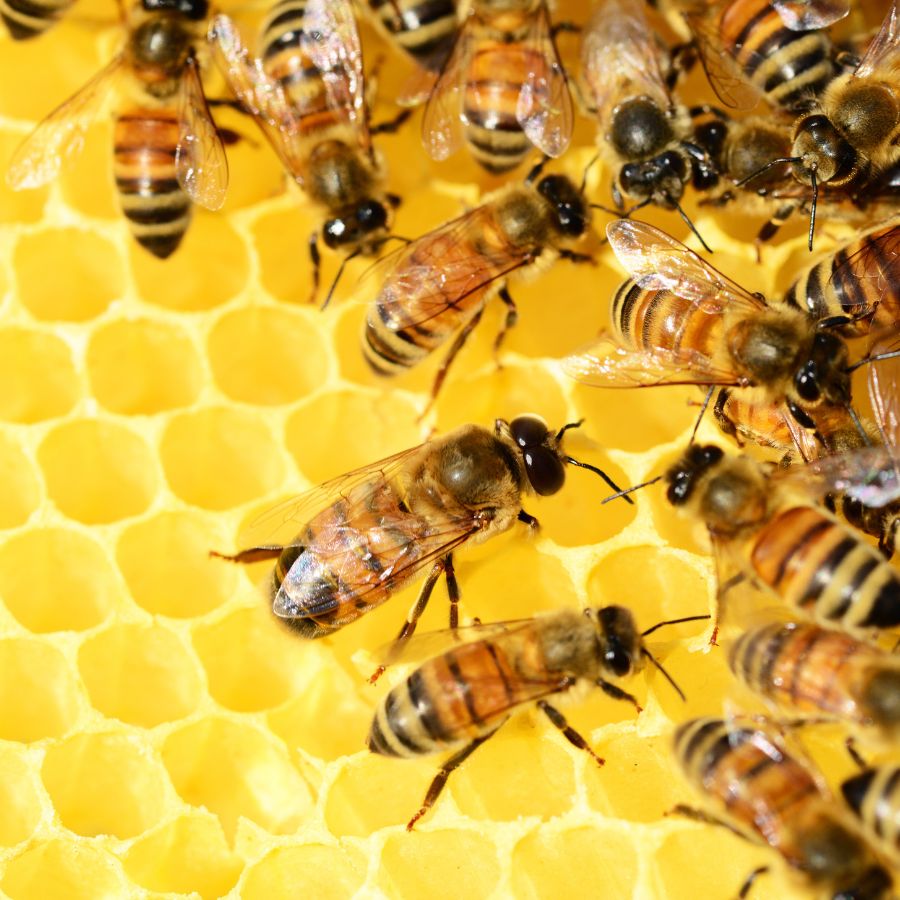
[729,620,900,733]
[213,415,628,669]
[6,0,228,259]
[1,0,74,40]
[674,716,893,899]
[842,765,900,867]
[210,0,399,298]
[414,0,573,173]
[361,0,458,72]
[369,605,704,829]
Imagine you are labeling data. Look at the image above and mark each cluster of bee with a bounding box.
[6,0,900,895]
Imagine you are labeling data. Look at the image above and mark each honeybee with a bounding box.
[842,765,900,866]
[414,0,573,173]
[673,716,893,899]
[1,0,74,39]
[368,606,705,830]
[363,165,592,404]
[729,620,900,734]
[6,0,228,259]
[210,0,398,298]
[212,415,629,669]
[361,0,458,72]
[563,220,857,452]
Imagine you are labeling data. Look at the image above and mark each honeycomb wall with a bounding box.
[0,2,894,898]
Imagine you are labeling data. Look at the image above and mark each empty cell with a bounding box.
[378,830,501,900]
[162,717,312,841]
[0,527,119,632]
[117,511,238,617]
[38,420,157,524]
[0,838,126,900]
[0,640,80,742]
[14,229,123,322]
[86,318,203,415]
[41,732,168,839]
[252,205,319,302]
[242,844,366,900]
[160,408,284,510]
[78,623,202,727]
[511,826,639,899]
[123,814,243,899]
[209,306,329,405]
[0,748,42,846]
[132,216,249,311]
[0,328,79,424]
[0,434,40,529]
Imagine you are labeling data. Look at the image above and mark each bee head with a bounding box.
[791,114,858,186]
[619,150,687,206]
[665,444,723,506]
[322,200,389,249]
[793,331,850,406]
[141,0,207,20]
[508,414,566,495]
[590,605,641,677]
[536,175,588,238]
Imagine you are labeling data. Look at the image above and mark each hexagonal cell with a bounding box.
[0,639,80,742]
[286,388,421,484]
[0,527,120,632]
[208,306,330,405]
[78,623,203,727]
[58,120,118,221]
[241,844,366,900]
[251,205,319,302]
[161,717,312,840]
[160,408,284,510]
[86,318,203,415]
[123,813,243,899]
[41,732,168,839]
[0,434,40,529]
[131,216,249,311]
[0,838,127,900]
[511,826,640,899]
[117,511,238,617]
[377,830,501,900]
[0,747,42,847]
[193,607,310,713]
[38,420,157,524]
[0,327,79,423]
[14,229,123,322]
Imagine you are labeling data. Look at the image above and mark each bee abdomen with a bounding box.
[367,0,457,67]
[0,0,72,40]
[842,766,900,859]
[362,310,429,374]
[114,109,191,259]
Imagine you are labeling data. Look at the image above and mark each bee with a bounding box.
[729,620,900,733]
[664,442,900,638]
[1,0,74,40]
[6,0,228,259]
[368,606,705,830]
[842,765,900,866]
[579,0,718,246]
[673,716,893,899]
[363,164,592,405]
[209,0,398,299]
[361,0,458,72]
[212,415,629,671]
[415,0,573,173]
[563,219,858,452]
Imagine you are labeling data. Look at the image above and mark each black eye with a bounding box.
[666,445,723,505]
[604,641,632,676]
[510,414,550,449]
[523,447,565,496]
[322,218,347,248]
[795,362,820,402]
[536,176,586,237]
[356,200,387,232]
[658,150,686,177]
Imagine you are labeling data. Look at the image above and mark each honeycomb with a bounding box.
[0,1,894,898]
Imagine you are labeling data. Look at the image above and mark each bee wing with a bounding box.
[827,224,900,323]
[515,1,573,157]
[770,0,849,30]
[580,0,670,124]
[420,21,470,160]
[869,334,900,454]
[563,332,745,388]
[175,52,229,211]
[6,52,125,190]
[855,0,900,78]
[682,7,764,110]
[607,219,768,313]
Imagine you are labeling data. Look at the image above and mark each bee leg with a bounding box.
[878,517,899,559]
[406,727,501,831]
[845,736,868,770]
[370,108,413,137]
[444,553,461,632]
[738,866,770,899]
[595,679,642,715]
[518,509,539,531]
[558,249,596,266]
[712,388,743,447]
[308,232,321,304]
[209,545,284,564]
[667,804,750,841]
[713,572,746,646]
[537,700,604,767]
[492,286,518,367]
[550,20,580,37]
[754,203,796,260]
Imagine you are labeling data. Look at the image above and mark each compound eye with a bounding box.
[666,470,692,505]
[356,200,387,232]
[603,640,632,677]
[510,414,550,450]
[701,445,724,467]
[523,447,566,496]
[659,150,686,177]
[322,218,347,248]
[795,363,821,402]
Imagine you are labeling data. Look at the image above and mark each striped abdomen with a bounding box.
[748,505,900,631]
[113,108,191,260]
[0,0,72,39]
[782,222,900,335]
[729,621,900,726]
[368,625,551,757]
[715,389,796,450]
[842,767,900,864]
[718,0,835,109]
[366,0,457,68]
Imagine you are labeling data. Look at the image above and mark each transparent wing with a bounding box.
[827,222,900,322]
[516,1,573,157]
[855,0,900,78]
[6,52,124,190]
[869,334,900,455]
[420,22,469,160]
[771,0,849,30]
[607,219,768,313]
[175,52,228,211]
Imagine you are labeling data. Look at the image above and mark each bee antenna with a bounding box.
[525,155,551,185]
[690,385,715,445]
[734,156,802,188]
[601,475,663,504]
[807,165,818,252]
[564,456,635,505]
[672,199,713,254]
[555,419,584,441]
[640,647,687,702]
[640,614,711,638]
[846,348,900,373]
[580,152,601,193]
[321,247,363,311]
